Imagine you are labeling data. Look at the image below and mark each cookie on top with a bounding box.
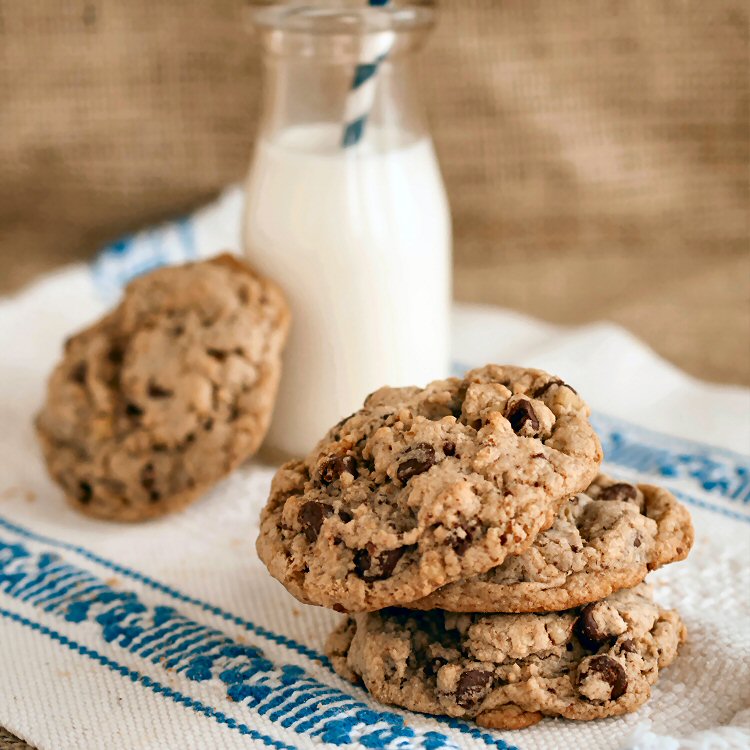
[257,365,602,612]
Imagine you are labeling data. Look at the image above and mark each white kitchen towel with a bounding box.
[1,192,749,750]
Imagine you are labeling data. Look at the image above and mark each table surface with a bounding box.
[1,248,748,748]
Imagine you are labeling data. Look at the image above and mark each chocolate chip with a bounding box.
[107,347,124,365]
[125,402,143,417]
[148,382,173,398]
[598,483,638,503]
[332,603,346,613]
[450,386,468,420]
[333,412,356,433]
[533,378,562,397]
[505,399,540,436]
[452,537,472,555]
[455,669,493,708]
[619,639,637,654]
[396,443,436,483]
[319,455,358,484]
[353,545,406,581]
[353,548,372,577]
[450,524,475,555]
[78,480,92,504]
[580,655,627,700]
[533,378,577,397]
[298,502,333,543]
[575,603,609,651]
[140,463,156,491]
[207,348,228,361]
[442,441,456,456]
[70,361,87,385]
[633,534,642,548]
[338,509,353,523]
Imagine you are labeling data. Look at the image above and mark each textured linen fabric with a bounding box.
[0,217,749,749]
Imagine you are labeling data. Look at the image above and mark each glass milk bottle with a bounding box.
[244,1,451,457]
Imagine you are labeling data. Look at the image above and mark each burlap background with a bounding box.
[0,2,748,741]
[1,0,749,389]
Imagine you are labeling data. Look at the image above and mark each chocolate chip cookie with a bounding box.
[256,366,602,611]
[327,583,685,728]
[409,475,694,612]
[36,254,290,521]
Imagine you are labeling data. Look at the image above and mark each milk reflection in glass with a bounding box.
[244,123,451,456]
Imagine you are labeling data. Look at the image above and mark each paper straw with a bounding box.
[341,1,395,147]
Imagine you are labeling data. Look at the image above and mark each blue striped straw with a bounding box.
[341,0,395,147]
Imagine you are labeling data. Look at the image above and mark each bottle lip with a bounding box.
[252,3,435,34]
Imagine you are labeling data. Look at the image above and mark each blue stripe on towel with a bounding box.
[0,536,516,750]
[0,514,325,663]
[0,607,300,750]
[593,413,750,505]
[669,490,750,524]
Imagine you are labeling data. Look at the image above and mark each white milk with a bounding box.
[243,123,451,457]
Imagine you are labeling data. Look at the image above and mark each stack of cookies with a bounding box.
[257,365,694,729]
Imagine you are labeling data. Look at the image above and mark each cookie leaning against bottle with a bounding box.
[256,365,602,612]
[36,254,290,521]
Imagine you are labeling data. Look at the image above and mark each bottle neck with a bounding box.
[252,6,434,152]
[258,53,427,150]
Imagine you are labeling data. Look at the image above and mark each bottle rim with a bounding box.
[252,2,435,35]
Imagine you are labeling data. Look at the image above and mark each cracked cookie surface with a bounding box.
[409,475,693,612]
[256,365,602,611]
[36,254,290,521]
[327,584,685,728]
